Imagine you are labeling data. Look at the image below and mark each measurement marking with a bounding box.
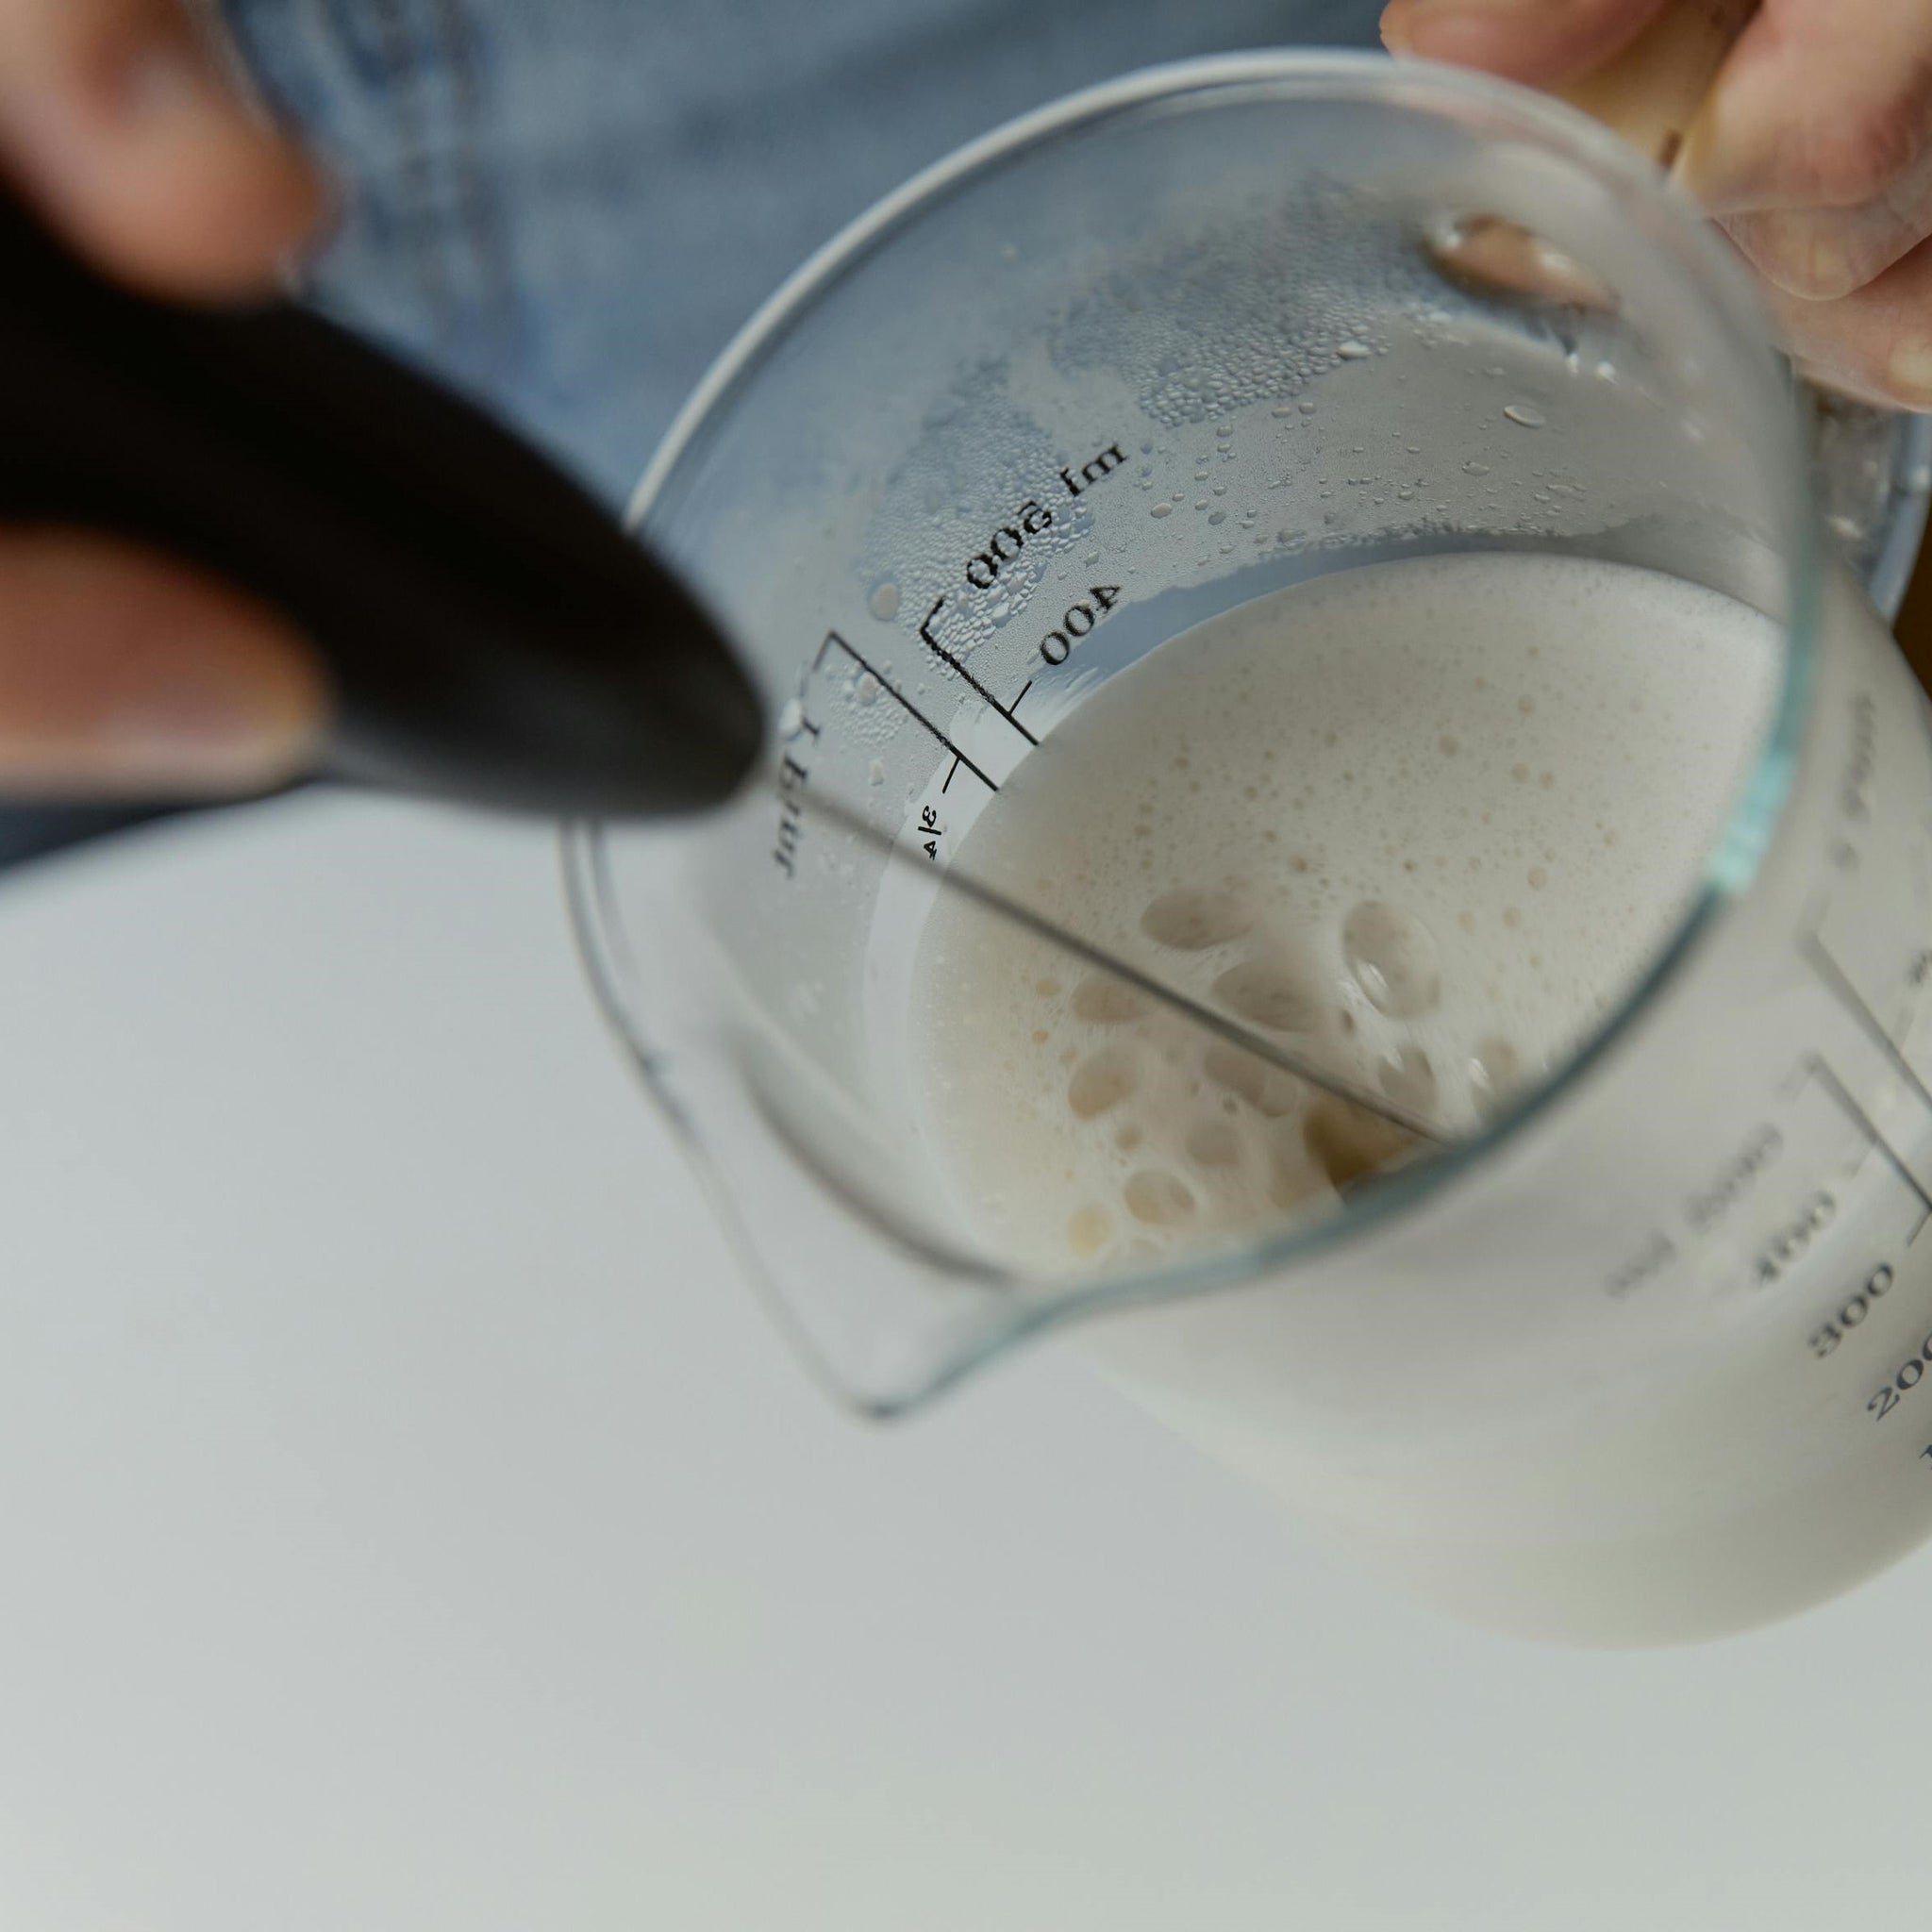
[1802,1053,1932,1239]
[816,630,998,793]
[941,756,961,794]
[919,596,1040,746]
[1011,678,1034,711]
[1801,928,1932,1117]
[791,783,1443,1144]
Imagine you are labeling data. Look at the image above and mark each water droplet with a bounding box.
[867,758,885,786]
[1150,502,1174,518]
[1298,399,1319,415]
[776,697,805,739]
[855,672,880,707]
[1503,402,1546,428]
[1462,459,1491,476]
[869,580,901,621]
[1337,340,1372,359]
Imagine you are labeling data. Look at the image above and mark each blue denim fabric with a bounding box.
[220,0,1384,505]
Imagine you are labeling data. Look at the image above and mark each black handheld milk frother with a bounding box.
[0,184,765,862]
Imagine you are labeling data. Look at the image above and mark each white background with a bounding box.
[0,795,1915,1931]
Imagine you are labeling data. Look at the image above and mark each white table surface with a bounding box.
[0,793,1919,1932]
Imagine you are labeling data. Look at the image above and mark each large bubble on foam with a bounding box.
[1069,1045,1138,1119]
[1124,1167,1197,1225]
[1342,901,1441,1018]
[1186,1119,1244,1167]
[1212,958,1322,1033]
[1376,1044,1438,1115]
[1304,1093,1419,1190]
[1141,887,1249,950]
[1468,1036,1525,1115]
[1204,1041,1303,1117]
[1070,973,1150,1024]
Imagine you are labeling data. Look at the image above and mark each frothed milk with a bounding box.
[914,553,1779,1275]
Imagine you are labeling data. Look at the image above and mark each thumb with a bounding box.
[1381,0,1670,88]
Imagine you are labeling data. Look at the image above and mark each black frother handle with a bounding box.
[0,187,762,859]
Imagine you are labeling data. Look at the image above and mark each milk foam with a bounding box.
[912,553,1781,1276]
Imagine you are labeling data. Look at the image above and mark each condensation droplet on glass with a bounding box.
[776,697,805,739]
[868,582,900,622]
[1462,459,1491,476]
[1337,340,1372,359]
[1503,403,1546,428]
[1150,501,1174,518]
[867,758,885,786]
[854,672,880,707]
[1298,398,1318,414]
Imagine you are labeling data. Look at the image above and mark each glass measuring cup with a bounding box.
[569,54,1932,1644]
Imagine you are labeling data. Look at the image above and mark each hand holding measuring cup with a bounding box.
[0,0,329,794]
[1383,0,1932,409]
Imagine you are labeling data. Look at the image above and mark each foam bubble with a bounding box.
[913,552,1779,1278]
[1141,887,1249,950]
[1212,958,1322,1033]
[1304,1095,1418,1190]
[1342,901,1442,1018]
[1069,1047,1137,1120]
[1071,973,1151,1024]
[1124,1168,1198,1225]
[1186,1119,1244,1168]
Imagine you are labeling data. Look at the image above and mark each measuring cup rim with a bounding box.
[580,49,1821,1409]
